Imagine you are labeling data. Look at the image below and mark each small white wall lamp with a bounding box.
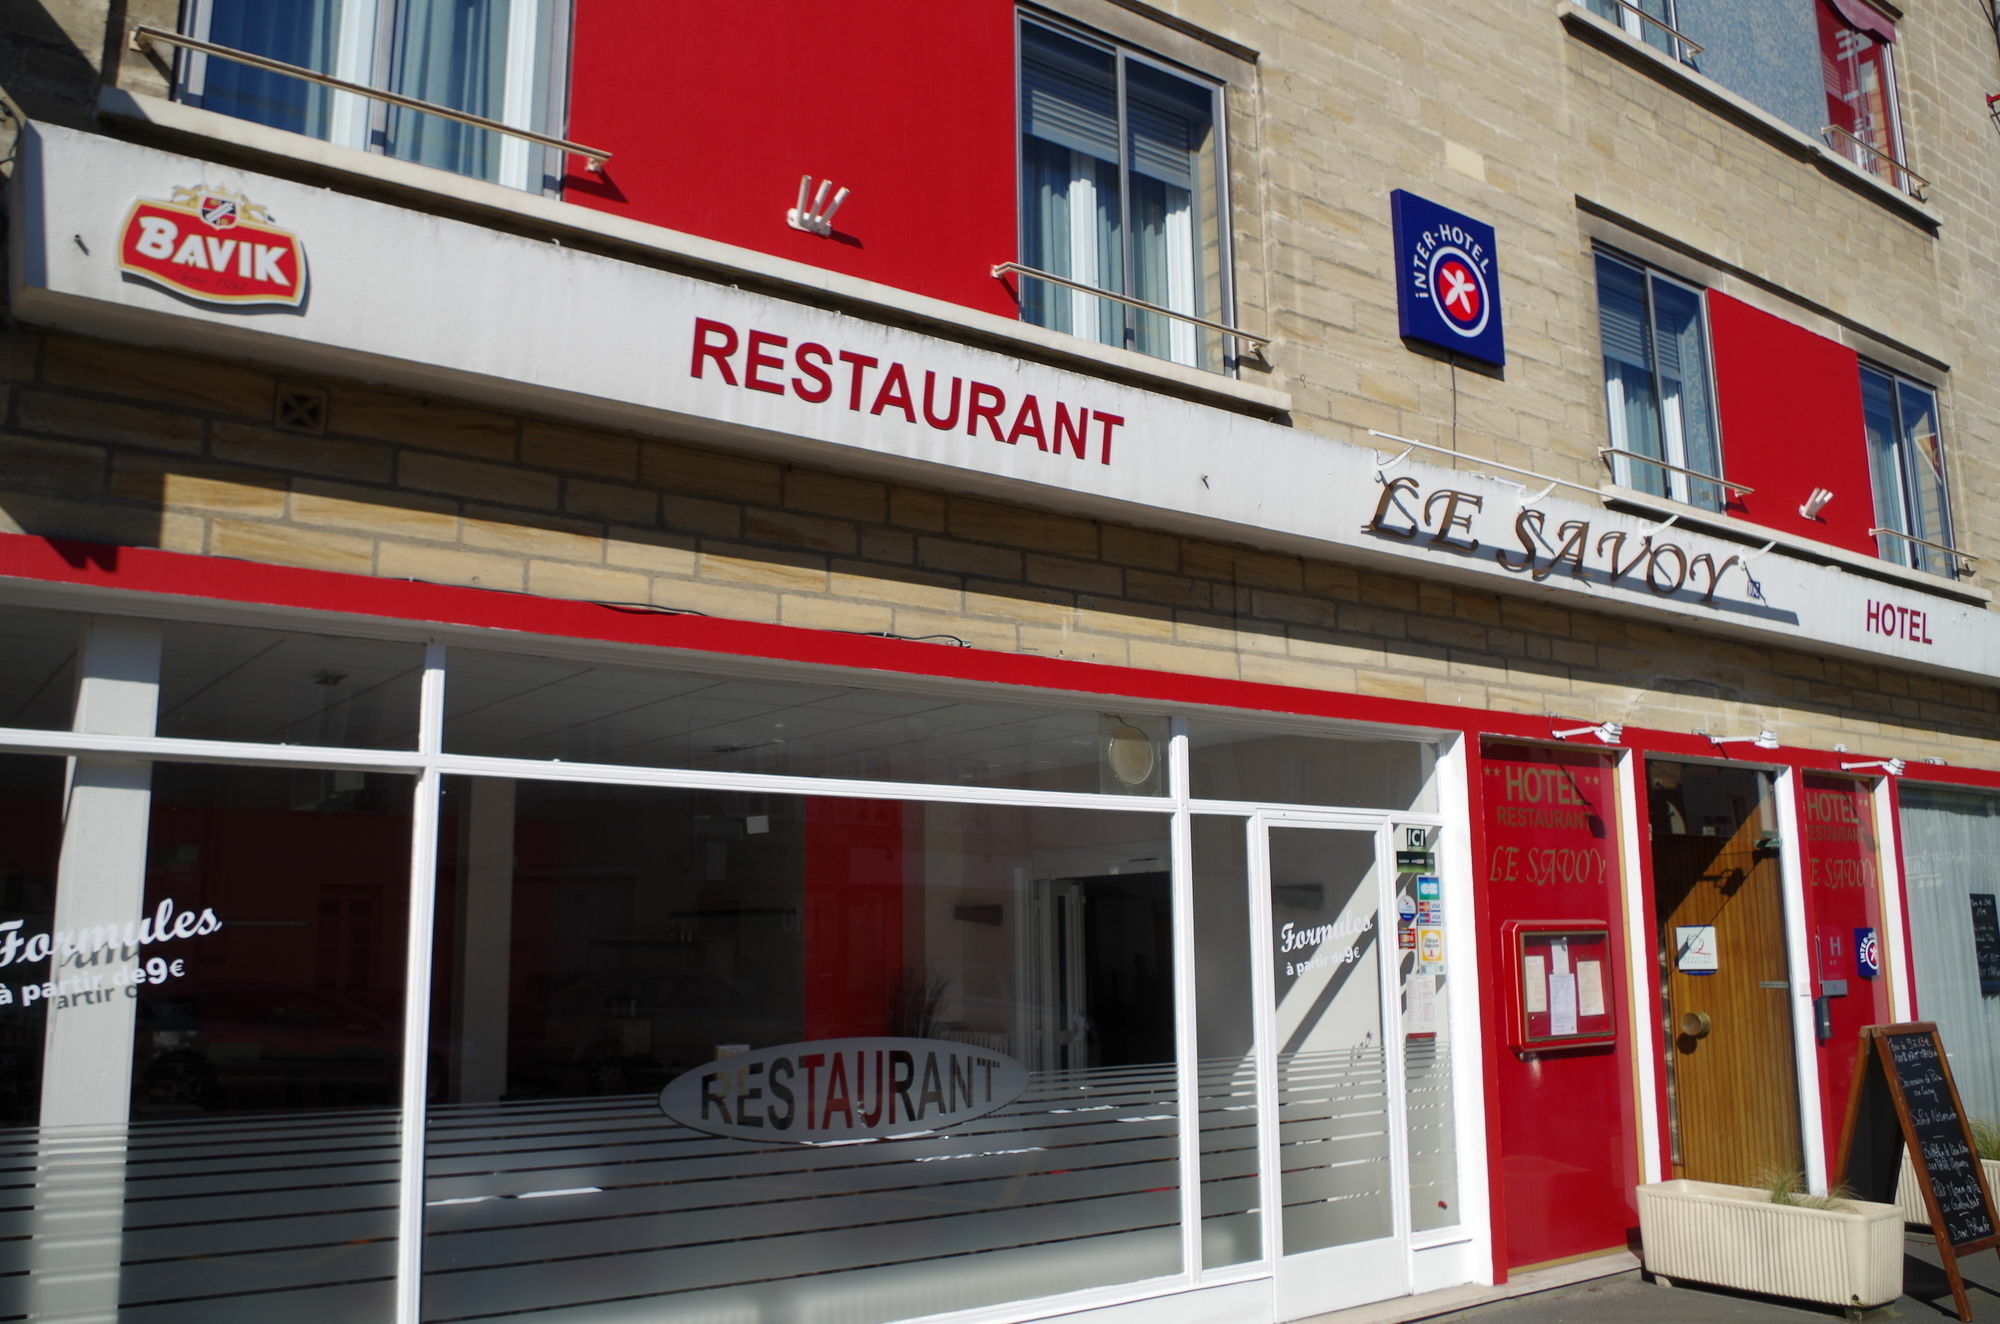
[1552,721,1623,744]
[1706,729,1780,750]
[1841,758,1907,776]
[1799,488,1835,520]
[787,175,850,236]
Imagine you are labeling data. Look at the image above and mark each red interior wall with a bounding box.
[1800,774,1892,1172]
[1706,292,1876,555]
[564,1,1019,318]
[803,798,906,1040]
[1480,743,1642,1267]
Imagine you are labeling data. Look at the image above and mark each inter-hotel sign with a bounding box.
[12,124,1996,683]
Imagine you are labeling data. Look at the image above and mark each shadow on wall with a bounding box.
[0,1,121,127]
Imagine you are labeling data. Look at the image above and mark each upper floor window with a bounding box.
[1593,252,1725,511]
[178,0,565,192]
[1860,366,1957,577]
[1585,0,1693,63]
[1017,18,1229,371]
[1818,0,1908,187]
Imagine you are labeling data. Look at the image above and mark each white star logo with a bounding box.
[1440,265,1477,317]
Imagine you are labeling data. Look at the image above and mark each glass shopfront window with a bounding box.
[444,648,1170,794]
[0,599,1464,1324]
[423,781,1178,1321]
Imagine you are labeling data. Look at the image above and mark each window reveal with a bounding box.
[1860,366,1956,578]
[1593,252,1725,512]
[1018,19,1228,371]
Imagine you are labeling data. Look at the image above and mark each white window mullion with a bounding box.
[328,0,380,152]
[1166,199,1196,366]
[1066,153,1101,339]
[497,0,544,190]
[394,640,447,1324]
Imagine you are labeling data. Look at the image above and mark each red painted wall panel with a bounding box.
[804,797,906,1040]
[1706,292,1877,555]
[564,2,1020,319]
[1799,774,1893,1174]
[1479,743,1643,1267]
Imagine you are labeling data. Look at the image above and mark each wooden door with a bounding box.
[1651,767,1802,1186]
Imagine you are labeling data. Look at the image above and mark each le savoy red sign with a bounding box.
[117,186,305,309]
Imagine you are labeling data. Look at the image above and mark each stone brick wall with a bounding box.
[2,322,1992,759]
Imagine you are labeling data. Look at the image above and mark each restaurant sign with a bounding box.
[659,1037,1029,1144]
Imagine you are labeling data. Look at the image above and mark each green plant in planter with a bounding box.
[1760,1166,1858,1212]
[1970,1118,2000,1162]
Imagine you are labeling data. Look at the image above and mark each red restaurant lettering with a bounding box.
[691,317,1123,465]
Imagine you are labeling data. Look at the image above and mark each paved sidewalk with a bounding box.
[1308,1232,2000,1323]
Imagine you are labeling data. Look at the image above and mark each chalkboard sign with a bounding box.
[1971,893,2000,995]
[1838,1023,2000,1322]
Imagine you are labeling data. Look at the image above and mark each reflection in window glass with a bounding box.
[1189,723,1435,811]
[155,620,425,749]
[0,605,81,731]
[0,755,64,1126]
[1192,815,1260,1268]
[425,781,1178,1321]
[1268,828,1390,1253]
[443,648,1168,794]
[3,762,412,1322]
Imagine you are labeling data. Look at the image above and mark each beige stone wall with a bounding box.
[2,324,1991,761]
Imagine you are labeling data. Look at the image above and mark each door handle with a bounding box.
[1679,1011,1712,1039]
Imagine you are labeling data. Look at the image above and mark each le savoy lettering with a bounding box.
[1367,476,1748,603]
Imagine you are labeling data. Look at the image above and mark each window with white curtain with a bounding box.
[179,0,565,193]
[1860,365,1957,577]
[1019,18,1227,371]
[1593,251,1725,511]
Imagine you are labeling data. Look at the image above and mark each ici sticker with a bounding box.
[118,185,307,310]
[659,1037,1028,1144]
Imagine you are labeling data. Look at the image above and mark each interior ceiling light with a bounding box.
[1103,718,1156,787]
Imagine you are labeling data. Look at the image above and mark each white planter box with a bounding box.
[1895,1152,2000,1227]
[1637,1179,1904,1309]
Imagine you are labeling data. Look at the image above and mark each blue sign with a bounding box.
[1416,875,1442,902]
[1855,927,1880,979]
[1397,895,1418,923]
[1390,190,1505,366]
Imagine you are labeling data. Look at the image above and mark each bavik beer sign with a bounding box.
[117,185,307,309]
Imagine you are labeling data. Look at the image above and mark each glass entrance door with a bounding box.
[1259,821,1409,1319]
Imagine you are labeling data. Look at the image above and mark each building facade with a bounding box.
[2,1,1999,1321]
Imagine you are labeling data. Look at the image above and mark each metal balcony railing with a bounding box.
[991,262,1268,356]
[1870,526,1977,576]
[1599,448,1753,497]
[130,25,612,172]
[1820,125,1926,200]
[1586,0,1703,64]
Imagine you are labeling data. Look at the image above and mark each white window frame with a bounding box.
[1015,11,1235,372]
[1860,363,1958,578]
[177,0,571,195]
[1593,251,1728,511]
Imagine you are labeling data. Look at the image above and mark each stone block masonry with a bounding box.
[0,324,1992,762]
